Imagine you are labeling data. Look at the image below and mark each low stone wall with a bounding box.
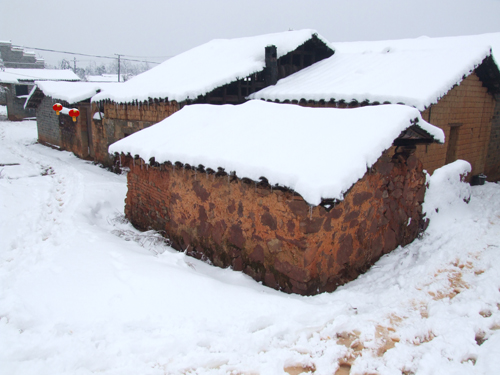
[123,147,426,295]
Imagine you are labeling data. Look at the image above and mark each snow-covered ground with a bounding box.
[1,117,499,375]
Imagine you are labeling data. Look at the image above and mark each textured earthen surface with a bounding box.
[91,101,181,166]
[123,147,427,295]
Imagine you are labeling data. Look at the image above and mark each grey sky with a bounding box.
[2,0,500,67]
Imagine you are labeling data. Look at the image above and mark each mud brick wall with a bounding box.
[36,96,61,147]
[416,73,495,177]
[484,94,500,181]
[123,148,426,295]
[92,101,181,166]
[59,103,90,159]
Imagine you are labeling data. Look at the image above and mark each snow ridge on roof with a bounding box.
[93,29,328,104]
[34,81,122,104]
[109,101,443,205]
[0,68,80,83]
[250,33,499,111]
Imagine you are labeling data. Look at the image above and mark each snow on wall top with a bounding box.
[34,81,122,104]
[93,29,328,104]
[109,101,444,206]
[0,68,80,83]
[250,33,500,111]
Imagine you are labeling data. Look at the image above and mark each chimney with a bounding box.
[265,45,278,86]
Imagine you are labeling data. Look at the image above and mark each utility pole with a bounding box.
[115,54,121,82]
[73,57,77,73]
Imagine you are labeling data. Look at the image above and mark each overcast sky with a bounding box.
[2,0,500,68]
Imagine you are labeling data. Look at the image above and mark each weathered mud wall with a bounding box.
[123,147,426,295]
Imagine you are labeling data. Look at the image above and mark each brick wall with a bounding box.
[484,94,500,181]
[123,147,426,295]
[37,96,61,147]
[59,104,90,159]
[415,73,495,177]
[94,100,181,166]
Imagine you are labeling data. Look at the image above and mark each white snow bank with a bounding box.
[93,111,104,120]
[250,35,494,111]
[423,160,472,222]
[93,29,329,104]
[109,101,443,205]
[0,68,80,83]
[2,120,500,374]
[33,81,121,105]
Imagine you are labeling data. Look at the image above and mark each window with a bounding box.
[15,85,29,96]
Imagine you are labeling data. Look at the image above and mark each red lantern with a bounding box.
[69,108,80,122]
[52,103,63,115]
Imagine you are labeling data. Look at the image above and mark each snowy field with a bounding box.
[1,117,500,375]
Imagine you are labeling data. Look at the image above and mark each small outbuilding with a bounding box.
[110,101,444,295]
[249,33,500,182]
[0,68,80,121]
[25,81,119,159]
[92,29,334,166]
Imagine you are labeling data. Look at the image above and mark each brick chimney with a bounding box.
[265,45,278,86]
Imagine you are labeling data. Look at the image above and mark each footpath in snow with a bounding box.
[0,118,499,375]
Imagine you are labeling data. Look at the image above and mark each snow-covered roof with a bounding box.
[250,33,500,111]
[86,74,128,82]
[0,68,80,84]
[32,81,122,104]
[109,101,444,205]
[93,29,329,104]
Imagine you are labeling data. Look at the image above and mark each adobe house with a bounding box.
[0,68,80,121]
[25,81,120,160]
[91,29,334,166]
[109,101,444,295]
[249,33,500,182]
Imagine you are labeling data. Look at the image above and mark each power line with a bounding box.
[10,45,163,65]
[121,54,172,59]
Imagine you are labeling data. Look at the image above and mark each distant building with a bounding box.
[0,41,45,69]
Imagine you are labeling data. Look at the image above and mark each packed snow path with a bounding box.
[0,119,499,375]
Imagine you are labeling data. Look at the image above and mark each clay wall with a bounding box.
[416,73,495,177]
[484,94,500,181]
[123,148,426,295]
[59,102,91,159]
[93,101,181,166]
